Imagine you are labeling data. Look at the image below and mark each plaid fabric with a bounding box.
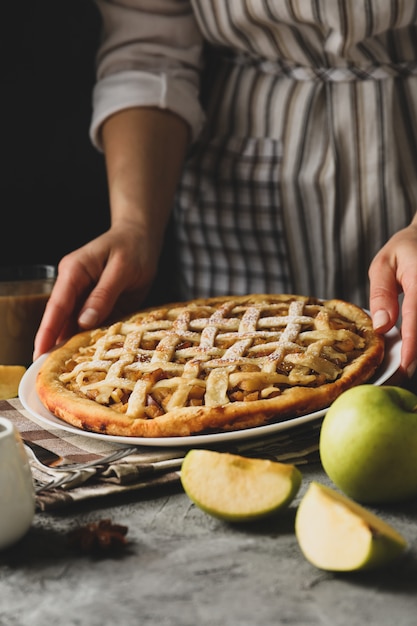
[175,136,292,298]
[1,398,321,512]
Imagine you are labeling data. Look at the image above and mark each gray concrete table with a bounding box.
[1,459,417,626]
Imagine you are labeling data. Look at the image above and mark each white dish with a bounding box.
[18,326,401,448]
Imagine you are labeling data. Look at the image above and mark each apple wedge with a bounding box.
[0,365,26,400]
[180,449,302,522]
[295,482,407,571]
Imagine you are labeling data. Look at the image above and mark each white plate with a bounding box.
[18,326,401,448]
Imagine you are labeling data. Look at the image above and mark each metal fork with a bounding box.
[25,445,139,493]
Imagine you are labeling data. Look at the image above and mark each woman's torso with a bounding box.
[174,0,417,306]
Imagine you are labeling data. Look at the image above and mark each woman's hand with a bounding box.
[33,222,159,360]
[369,220,417,378]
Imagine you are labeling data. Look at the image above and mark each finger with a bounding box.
[77,258,131,329]
[33,302,76,360]
[399,284,417,378]
[368,256,400,333]
[33,265,92,359]
[33,296,74,360]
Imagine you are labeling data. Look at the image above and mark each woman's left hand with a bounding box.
[369,220,417,379]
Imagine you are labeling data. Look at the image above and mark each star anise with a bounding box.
[67,519,129,554]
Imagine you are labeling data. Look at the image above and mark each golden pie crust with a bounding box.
[35,294,385,438]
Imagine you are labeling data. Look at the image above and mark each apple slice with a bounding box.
[0,365,26,400]
[295,482,407,571]
[180,449,302,522]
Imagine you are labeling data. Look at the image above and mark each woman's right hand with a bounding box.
[33,222,159,360]
[34,107,189,361]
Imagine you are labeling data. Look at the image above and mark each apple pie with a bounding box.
[35,294,385,438]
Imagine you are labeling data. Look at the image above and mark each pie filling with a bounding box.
[56,297,374,421]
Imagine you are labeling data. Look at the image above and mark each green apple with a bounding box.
[320,385,417,503]
[295,482,407,571]
[180,449,302,522]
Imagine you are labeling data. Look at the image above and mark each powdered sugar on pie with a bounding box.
[35,294,385,438]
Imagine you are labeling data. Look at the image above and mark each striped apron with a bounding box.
[173,0,417,308]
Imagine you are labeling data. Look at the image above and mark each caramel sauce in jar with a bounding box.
[0,266,56,366]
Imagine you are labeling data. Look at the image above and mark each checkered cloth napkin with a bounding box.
[1,398,321,512]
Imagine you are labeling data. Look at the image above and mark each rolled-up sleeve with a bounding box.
[90,0,205,149]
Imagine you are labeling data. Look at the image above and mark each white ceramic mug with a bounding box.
[0,417,35,550]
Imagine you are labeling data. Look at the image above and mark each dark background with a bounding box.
[1,1,175,305]
[1,1,109,267]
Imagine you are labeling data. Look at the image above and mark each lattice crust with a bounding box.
[36,294,385,438]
